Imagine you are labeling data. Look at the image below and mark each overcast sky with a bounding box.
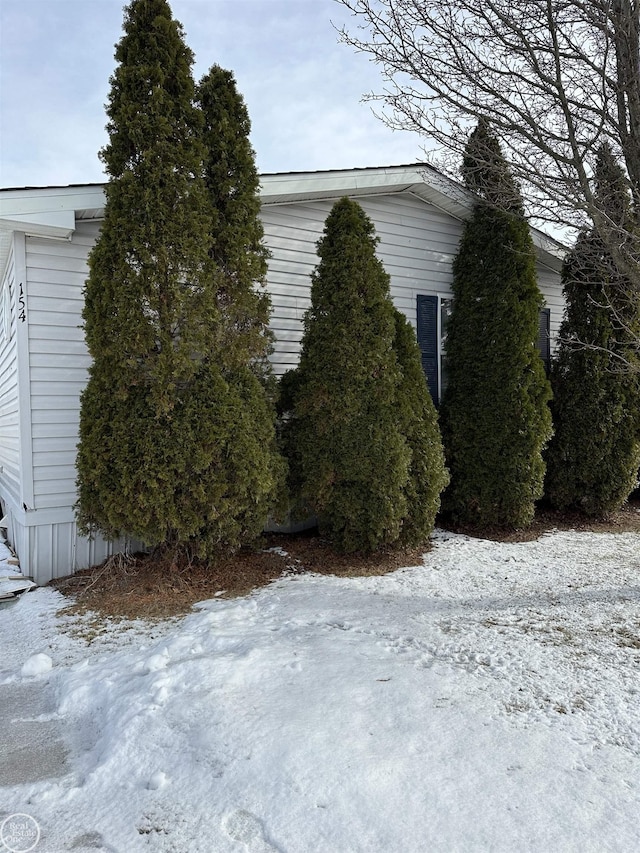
[0,0,430,189]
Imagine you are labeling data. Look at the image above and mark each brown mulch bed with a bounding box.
[440,497,640,542]
[50,499,640,621]
[50,532,424,621]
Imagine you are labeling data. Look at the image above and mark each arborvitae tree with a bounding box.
[282,198,411,552]
[76,0,279,555]
[544,146,640,514]
[196,64,272,374]
[392,309,449,545]
[196,64,285,532]
[440,119,552,527]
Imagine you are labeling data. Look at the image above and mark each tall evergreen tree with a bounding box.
[440,120,552,527]
[76,0,279,555]
[196,64,272,373]
[282,198,411,552]
[392,309,449,545]
[544,146,640,514]
[195,64,285,534]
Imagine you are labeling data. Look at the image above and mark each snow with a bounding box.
[0,541,21,579]
[19,654,53,679]
[0,536,35,601]
[0,538,19,570]
[1,529,639,852]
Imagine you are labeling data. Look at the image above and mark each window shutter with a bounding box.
[537,308,551,373]
[416,295,439,403]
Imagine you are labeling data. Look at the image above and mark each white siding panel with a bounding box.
[27,239,95,264]
[537,265,565,351]
[261,193,463,373]
[30,393,87,411]
[31,409,80,426]
[31,423,80,441]
[15,514,134,585]
[30,352,89,370]
[26,323,86,344]
[28,295,85,316]
[28,310,86,328]
[0,243,21,507]
[29,338,88,356]
[25,253,91,275]
[268,322,304,338]
[25,221,98,512]
[262,193,565,375]
[32,460,79,481]
[28,272,89,292]
[30,377,88,394]
[32,447,77,466]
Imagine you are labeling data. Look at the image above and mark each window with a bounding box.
[416,295,551,405]
[538,308,551,374]
[416,294,451,406]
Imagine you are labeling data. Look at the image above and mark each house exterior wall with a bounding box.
[536,264,565,344]
[0,221,132,584]
[0,239,21,511]
[261,191,562,376]
[12,519,128,585]
[0,185,566,584]
[26,221,99,512]
[261,192,465,376]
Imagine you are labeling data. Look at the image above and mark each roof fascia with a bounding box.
[0,210,75,239]
[0,167,565,269]
[0,185,106,219]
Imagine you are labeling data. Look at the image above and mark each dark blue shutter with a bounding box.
[416,295,439,404]
[537,308,551,373]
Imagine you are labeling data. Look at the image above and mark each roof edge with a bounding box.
[0,164,567,271]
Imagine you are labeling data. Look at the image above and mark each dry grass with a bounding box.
[49,499,640,621]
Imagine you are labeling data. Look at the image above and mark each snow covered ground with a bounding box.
[1,529,639,852]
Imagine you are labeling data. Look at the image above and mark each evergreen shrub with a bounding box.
[77,0,282,555]
[544,146,640,514]
[440,120,552,527]
[282,198,447,551]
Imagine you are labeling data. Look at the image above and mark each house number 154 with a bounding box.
[18,282,26,323]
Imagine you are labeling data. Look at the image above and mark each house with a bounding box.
[0,164,565,585]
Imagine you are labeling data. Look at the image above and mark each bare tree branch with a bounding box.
[337,0,640,287]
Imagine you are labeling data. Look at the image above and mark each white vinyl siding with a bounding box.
[0,242,20,507]
[18,522,129,586]
[262,192,561,381]
[1,220,135,583]
[25,221,99,511]
[260,193,463,376]
[536,264,564,352]
[0,178,566,583]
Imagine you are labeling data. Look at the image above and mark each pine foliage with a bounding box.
[282,198,447,551]
[544,146,640,514]
[462,117,523,213]
[196,63,285,536]
[196,64,272,373]
[392,310,449,545]
[440,120,552,528]
[281,198,410,552]
[76,0,280,555]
